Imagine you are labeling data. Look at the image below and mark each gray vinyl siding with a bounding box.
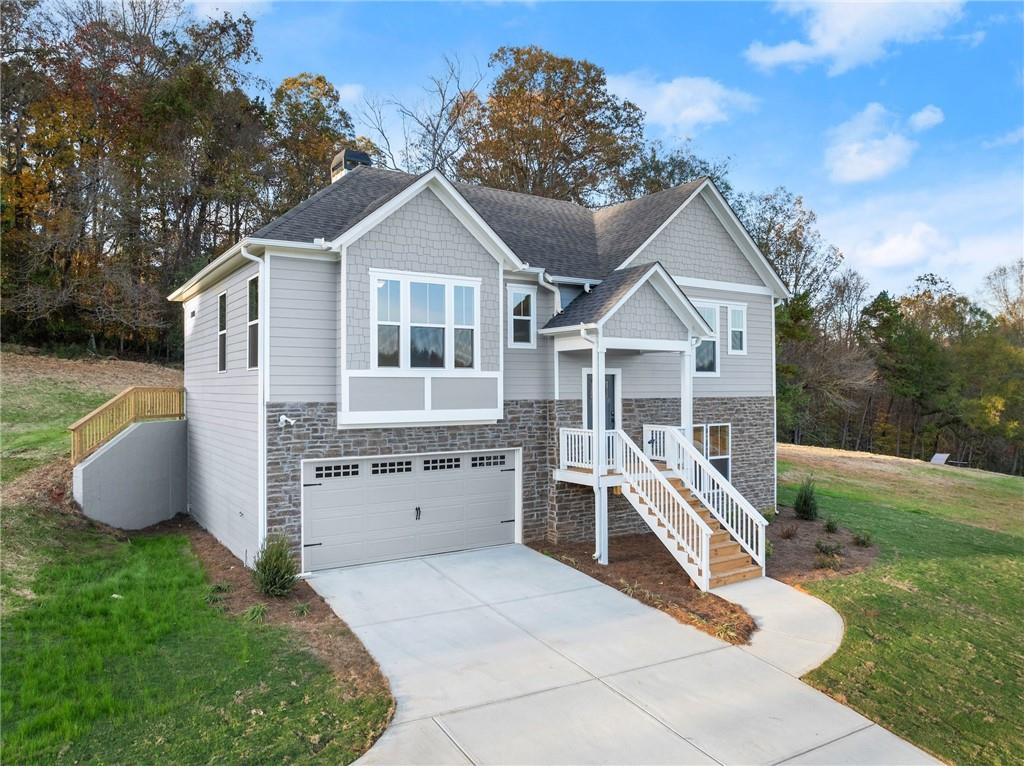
[268,254,338,402]
[183,261,259,565]
[557,350,683,402]
[636,195,762,285]
[687,287,774,398]
[345,187,501,372]
[503,278,556,400]
[603,281,687,340]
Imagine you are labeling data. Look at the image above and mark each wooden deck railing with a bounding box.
[69,386,185,464]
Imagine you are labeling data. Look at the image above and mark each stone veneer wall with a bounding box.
[264,395,775,556]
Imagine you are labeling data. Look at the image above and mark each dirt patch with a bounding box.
[1,349,182,394]
[141,516,391,701]
[766,505,878,585]
[530,535,757,644]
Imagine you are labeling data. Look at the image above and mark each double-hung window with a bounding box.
[247,276,259,369]
[728,305,747,354]
[507,284,536,348]
[694,303,719,376]
[371,271,479,370]
[217,291,227,372]
[692,423,731,480]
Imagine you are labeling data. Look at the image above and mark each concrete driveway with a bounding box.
[309,545,937,766]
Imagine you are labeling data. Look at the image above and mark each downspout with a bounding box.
[240,244,267,550]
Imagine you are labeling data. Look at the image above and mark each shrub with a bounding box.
[815,539,843,556]
[779,523,798,540]
[814,553,842,571]
[293,602,311,617]
[853,531,873,547]
[242,603,268,623]
[252,535,298,597]
[765,539,775,559]
[794,478,819,520]
[824,517,839,534]
[760,507,777,524]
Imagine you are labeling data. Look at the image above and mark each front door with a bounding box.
[584,371,620,431]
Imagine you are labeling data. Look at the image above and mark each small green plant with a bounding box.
[252,534,298,597]
[242,603,268,624]
[765,539,775,559]
[815,539,843,556]
[779,523,798,540]
[293,602,311,617]
[210,582,231,593]
[794,477,819,520]
[824,517,839,534]
[853,531,873,547]
[814,553,842,571]
[760,507,777,524]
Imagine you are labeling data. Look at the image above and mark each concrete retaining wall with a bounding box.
[72,419,187,530]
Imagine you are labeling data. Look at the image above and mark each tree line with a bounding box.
[3,0,1021,474]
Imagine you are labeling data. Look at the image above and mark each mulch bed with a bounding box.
[529,534,757,644]
[141,516,392,700]
[766,505,878,585]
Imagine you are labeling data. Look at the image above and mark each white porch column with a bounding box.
[680,346,694,440]
[592,331,609,565]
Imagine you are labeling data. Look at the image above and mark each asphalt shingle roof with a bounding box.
[249,166,708,280]
[543,263,655,329]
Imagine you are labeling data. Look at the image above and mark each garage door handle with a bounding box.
[500,519,515,524]
[500,468,515,472]
[303,542,322,548]
[303,482,322,487]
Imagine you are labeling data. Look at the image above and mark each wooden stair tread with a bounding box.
[710,565,762,588]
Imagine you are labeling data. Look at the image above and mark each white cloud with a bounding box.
[746,1,964,75]
[817,173,1024,295]
[336,83,365,106]
[825,103,918,183]
[908,105,944,132]
[982,126,1024,149]
[608,72,757,136]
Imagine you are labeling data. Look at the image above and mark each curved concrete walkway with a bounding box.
[312,546,937,766]
[713,576,845,677]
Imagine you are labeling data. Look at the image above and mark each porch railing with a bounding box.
[646,424,767,569]
[69,386,185,464]
[558,428,617,471]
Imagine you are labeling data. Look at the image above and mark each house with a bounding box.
[166,150,790,591]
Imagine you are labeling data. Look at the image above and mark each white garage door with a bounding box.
[302,450,516,571]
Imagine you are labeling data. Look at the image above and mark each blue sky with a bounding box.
[193,1,1023,300]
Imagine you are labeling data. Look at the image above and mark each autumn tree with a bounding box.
[455,46,645,205]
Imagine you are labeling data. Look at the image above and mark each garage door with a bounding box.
[302,450,516,571]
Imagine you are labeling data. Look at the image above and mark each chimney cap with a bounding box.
[331,149,372,180]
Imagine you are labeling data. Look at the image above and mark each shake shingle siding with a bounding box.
[604,282,687,340]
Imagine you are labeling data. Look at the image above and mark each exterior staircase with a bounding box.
[667,477,762,587]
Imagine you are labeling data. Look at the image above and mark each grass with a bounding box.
[779,445,1024,766]
[0,379,109,482]
[1,502,391,764]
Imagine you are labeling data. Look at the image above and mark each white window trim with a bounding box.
[727,302,747,355]
[692,301,720,378]
[507,283,537,349]
[246,275,259,370]
[581,367,623,430]
[217,290,227,373]
[369,268,482,372]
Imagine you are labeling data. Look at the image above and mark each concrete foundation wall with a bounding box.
[72,419,187,530]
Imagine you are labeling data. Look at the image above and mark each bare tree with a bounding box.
[820,267,870,346]
[983,258,1024,342]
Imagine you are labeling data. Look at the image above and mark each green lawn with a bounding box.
[779,446,1024,766]
[0,379,109,482]
[1,502,391,764]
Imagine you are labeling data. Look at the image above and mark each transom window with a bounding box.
[507,284,537,349]
[217,291,227,372]
[693,423,731,480]
[728,305,747,354]
[371,270,480,370]
[694,303,719,376]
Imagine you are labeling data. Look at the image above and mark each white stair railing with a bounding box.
[651,425,767,570]
[560,427,593,469]
[613,430,712,590]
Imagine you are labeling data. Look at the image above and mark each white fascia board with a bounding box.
[698,183,791,300]
[674,276,775,296]
[597,263,714,337]
[333,171,527,272]
[538,322,599,336]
